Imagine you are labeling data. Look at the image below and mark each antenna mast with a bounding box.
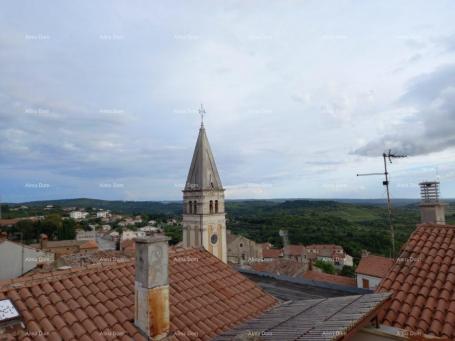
[357,150,407,257]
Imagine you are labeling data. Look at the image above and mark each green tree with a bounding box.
[340,265,355,277]
[15,220,35,241]
[314,260,336,274]
[164,225,182,245]
[40,214,62,239]
[58,219,76,240]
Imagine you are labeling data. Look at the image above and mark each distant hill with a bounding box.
[7,198,182,215]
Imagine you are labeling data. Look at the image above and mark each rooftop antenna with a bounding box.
[357,149,407,258]
[198,104,206,127]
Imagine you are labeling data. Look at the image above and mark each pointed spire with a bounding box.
[185,121,223,191]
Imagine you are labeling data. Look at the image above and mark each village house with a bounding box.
[75,230,97,241]
[356,252,394,290]
[226,230,262,264]
[96,210,110,218]
[30,234,98,259]
[69,211,89,220]
[303,244,354,269]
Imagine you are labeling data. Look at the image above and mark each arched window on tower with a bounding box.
[209,200,213,214]
[189,201,193,214]
[193,201,197,214]
[215,200,219,213]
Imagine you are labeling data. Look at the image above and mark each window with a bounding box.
[362,278,370,289]
[209,200,213,214]
[189,201,193,214]
[193,201,197,214]
[215,200,219,213]
[239,243,243,248]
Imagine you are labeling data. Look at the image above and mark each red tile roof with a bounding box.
[250,259,307,277]
[262,248,282,258]
[283,245,305,256]
[79,240,98,249]
[377,224,455,339]
[303,270,356,287]
[0,247,277,340]
[356,255,394,278]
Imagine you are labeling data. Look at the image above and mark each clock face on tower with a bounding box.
[211,233,218,245]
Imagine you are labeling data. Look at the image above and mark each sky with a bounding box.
[1,0,455,202]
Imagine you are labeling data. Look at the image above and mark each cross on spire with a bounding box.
[198,104,206,127]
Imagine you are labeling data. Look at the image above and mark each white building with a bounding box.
[356,254,394,290]
[96,211,110,218]
[0,236,54,280]
[139,226,160,233]
[101,224,112,231]
[121,230,145,241]
[109,231,119,239]
[70,211,89,220]
[76,230,97,241]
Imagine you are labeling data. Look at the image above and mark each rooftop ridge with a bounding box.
[0,261,133,290]
[0,247,206,291]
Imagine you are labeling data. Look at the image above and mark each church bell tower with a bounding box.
[182,107,227,263]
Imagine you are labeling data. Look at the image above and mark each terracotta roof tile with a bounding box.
[378,223,455,338]
[0,248,276,340]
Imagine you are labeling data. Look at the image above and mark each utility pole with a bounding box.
[357,150,407,258]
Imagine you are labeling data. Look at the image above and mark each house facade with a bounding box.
[226,231,263,264]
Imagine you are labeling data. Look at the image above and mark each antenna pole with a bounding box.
[357,150,407,258]
[383,153,395,257]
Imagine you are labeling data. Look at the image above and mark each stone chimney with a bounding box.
[40,234,48,249]
[134,235,170,340]
[279,229,289,259]
[419,181,447,224]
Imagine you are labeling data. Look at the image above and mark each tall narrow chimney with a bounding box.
[279,229,289,259]
[419,181,447,225]
[134,235,170,340]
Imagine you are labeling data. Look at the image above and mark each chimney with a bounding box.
[40,234,48,249]
[419,181,447,224]
[279,229,289,259]
[134,235,170,340]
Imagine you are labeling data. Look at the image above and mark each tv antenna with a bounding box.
[357,150,407,258]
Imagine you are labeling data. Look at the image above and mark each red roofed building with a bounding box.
[262,248,282,260]
[356,254,394,290]
[303,244,354,269]
[303,270,357,287]
[377,224,455,339]
[282,244,305,262]
[0,238,277,340]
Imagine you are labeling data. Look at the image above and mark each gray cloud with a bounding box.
[355,64,455,157]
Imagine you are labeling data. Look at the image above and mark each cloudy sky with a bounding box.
[1,0,455,202]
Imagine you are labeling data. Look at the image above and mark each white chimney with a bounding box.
[134,235,170,340]
[419,181,447,224]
